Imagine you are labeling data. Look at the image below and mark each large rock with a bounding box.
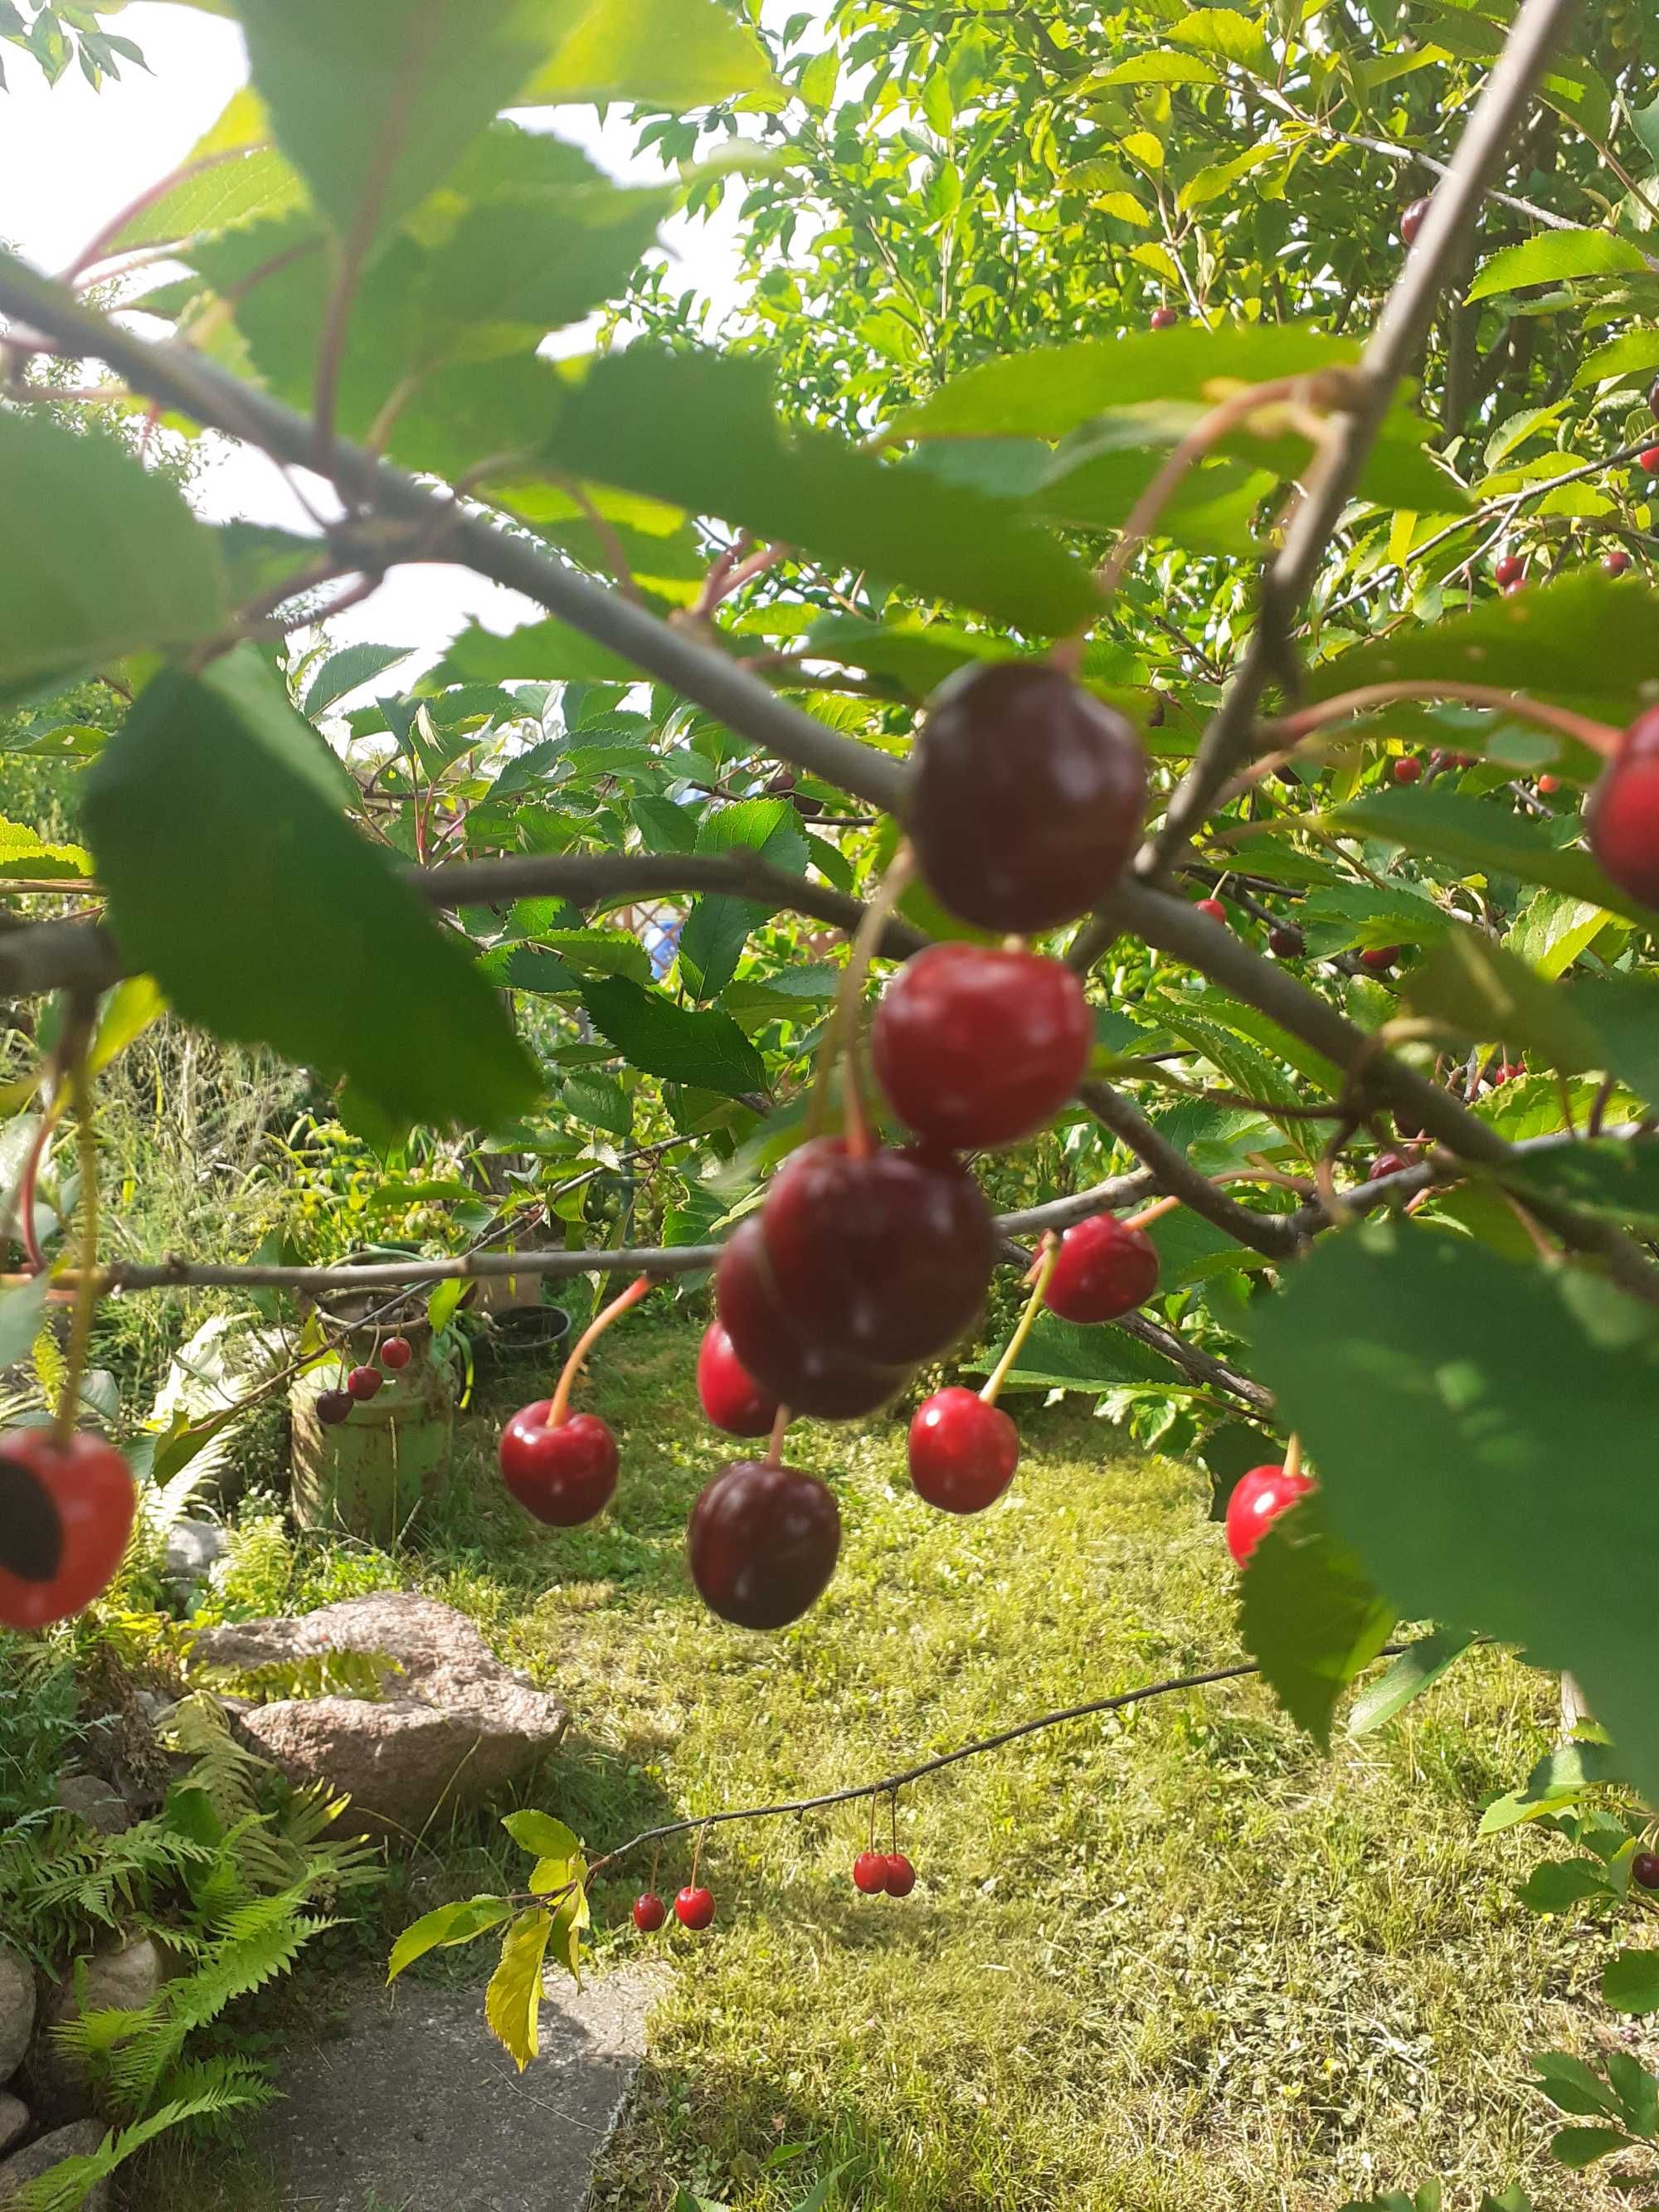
[0,2120,107,2210]
[54,1776,130,1837]
[189,1594,570,1841]
[0,2097,25,2156]
[0,1949,32,2084]
[27,1938,163,2124]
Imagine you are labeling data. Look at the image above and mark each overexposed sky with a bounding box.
[0,2,776,691]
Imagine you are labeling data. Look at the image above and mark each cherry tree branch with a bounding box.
[1142,0,1581,880]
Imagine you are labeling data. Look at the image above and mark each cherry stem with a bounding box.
[55,1014,98,1451]
[1267,683,1621,761]
[981,1238,1060,1407]
[546,1272,652,1427]
[889,1791,898,1854]
[1123,1194,1184,1233]
[690,1823,705,1886]
[810,842,916,1155]
[765,1403,791,1468]
[1284,1432,1303,1484]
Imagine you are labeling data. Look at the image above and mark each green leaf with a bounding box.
[560,1072,632,1138]
[0,818,92,882]
[1468,230,1650,302]
[1563,975,1659,1109]
[1249,1218,1659,1811]
[82,662,539,1130]
[1604,1951,1659,2015]
[519,0,781,107]
[1607,2050,1659,2136]
[1572,330,1659,390]
[579,976,766,1097]
[1090,51,1220,87]
[542,349,1101,636]
[1517,1858,1613,1913]
[532,930,651,984]
[0,406,227,700]
[1479,1738,1625,1832]
[304,644,414,717]
[679,798,808,1003]
[1328,790,1642,923]
[1238,1495,1395,1748]
[1548,2127,1637,2170]
[1501,1143,1659,1236]
[89,977,168,1077]
[502,1809,581,1860]
[484,1907,554,2070]
[1347,1627,1477,1738]
[0,1276,51,1372]
[387,1894,515,1981]
[1531,2050,1623,2120]
[427,1277,466,1333]
[1504,891,1606,981]
[1404,924,1602,1074]
[1166,6,1271,70]
[964,1313,1190,1393]
[436,615,640,689]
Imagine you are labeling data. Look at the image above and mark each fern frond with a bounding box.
[2,2077,273,2212]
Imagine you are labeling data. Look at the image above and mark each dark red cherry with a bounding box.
[854,1850,888,1895]
[1400,197,1430,245]
[715,1219,912,1421]
[907,662,1147,932]
[0,1431,135,1631]
[1224,1462,1315,1567]
[1393,754,1423,785]
[1589,707,1659,908]
[1149,305,1180,329]
[499,1403,619,1526]
[762,1139,995,1366]
[871,944,1092,1152]
[1369,1151,1410,1180]
[1604,547,1633,577]
[317,1388,353,1427]
[347,1365,382,1401]
[696,1320,780,1439]
[688,1457,842,1630]
[674,1885,715,1930]
[1394,1109,1425,1141]
[632,1892,667,1932]
[908,1388,1019,1514]
[1044,1214,1160,1325]
[1268,923,1304,960]
[1360,945,1401,974]
[1640,445,1659,475]
[883,1852,917,1897]
[1194,897,1227,923]
[1633,1850,1659,1891]
[1494,554,1525,588]
[380,1335,412,1372]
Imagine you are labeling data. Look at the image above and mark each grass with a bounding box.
[126,1312,1643,2211]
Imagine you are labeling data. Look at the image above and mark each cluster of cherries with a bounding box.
[628,1843,919,1940]
[317,1333,413,1426]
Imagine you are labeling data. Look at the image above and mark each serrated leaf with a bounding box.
[82,661,538,1130]
[580,976,766,1097]
[1468,230,1649,302]
[304,644,414,717]
[1517,1858,1613,1913]
[484,1907,555,2071]
[502,1808,581,1860]
[1531,2050,1623,2119]
[1238,1495,1396,1748]
[679,798,808,1003]
[520,0,781,106]
[1328,790,1641,923]
[387,1894,514,1981]
[1347,1626,1477,1738]
[1250,1219,1659,1811]
[1550,2126,1637,2169]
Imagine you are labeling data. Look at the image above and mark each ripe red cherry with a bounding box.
[1044,1214,1160,1325]
[0,1431,136,1630]
[761,1139,994,1366]
[674,1885,715,1930]
[499,1403,619,1526]
[347,1365,382,1402]
[716,1220,912,1421]
[1633,1850,1659,1891]
[1360,945,1401,974]
[908,663,1147,932]
[1149,305,1180,329]
[688,1458,842,1629]
[1393,754,1423,785]
[1501,578,1525,596]
[908,1388,1019,1514]
[380,1336,412,1372]
[1604,547,1632,577]
[871,944,1092,1152]
[854,1850,888,1895]
[1589,707,1659,908]
[1399,197,1430,245]
[695,1320,779,1439]
[1640,445,1659,476]
[1394,1109,1425,1141]
[632,1892,667,1932]
[884,1852,917,1897]
[1194,897,1227,923]
[1224,1462,1316,1567]
[317,1389,353,1427]
[1369,1151,1410,1181]
[1537,773,1560,795]
[1494,554,1525,587]
[1268,923,1304,960]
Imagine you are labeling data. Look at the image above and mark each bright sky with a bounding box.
[0,2,770,687]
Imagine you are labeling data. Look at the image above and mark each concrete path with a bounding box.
[259,1963,659,2212]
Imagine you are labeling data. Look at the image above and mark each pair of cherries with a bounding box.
[318,1334,413,1427]
[633,1886,714,1932]
[853,1850,917,1897]
[0,1427,136,1631]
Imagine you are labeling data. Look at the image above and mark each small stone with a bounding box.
[0,2120,107,2210]
[55,1775,131,1836]
[161,1517,228,1583]
[0,2096,25,2156]
[0,1949,34,2083]
[27,1938,162,2122]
